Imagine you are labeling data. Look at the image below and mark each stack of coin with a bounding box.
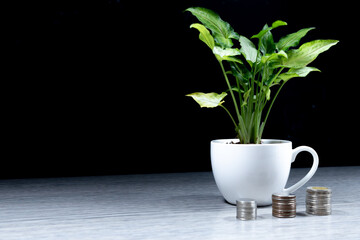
[306,186,332,216]
[236,198,257,220]
[272,193,296,218]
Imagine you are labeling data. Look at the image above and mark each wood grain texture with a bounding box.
[0,167,359,239]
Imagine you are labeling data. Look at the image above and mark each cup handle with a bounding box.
[283,146,319,194]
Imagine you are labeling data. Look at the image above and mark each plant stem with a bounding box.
[220,105,238,129]
[262,81,286,132]
[235,75,243,115]
[250,42,262,117]
[219,61,241,124]
[260,66,285,137]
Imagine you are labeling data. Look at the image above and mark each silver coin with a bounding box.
[307,193,331,197]
[236,198,257,220]
[306,204,331,209]
[305,186,332,216]
[307,186,332,194]
[306,209,331,216]
[307,200,331,204]
[237,215,257,220]
[237,199,256,206]
[236,211,257,220]
[308,195,332,201]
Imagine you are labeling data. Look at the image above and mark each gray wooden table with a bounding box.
[0,166,359,239]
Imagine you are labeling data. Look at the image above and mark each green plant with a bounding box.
[185,7,338,144]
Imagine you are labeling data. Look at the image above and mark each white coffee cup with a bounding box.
[211,139,319,206]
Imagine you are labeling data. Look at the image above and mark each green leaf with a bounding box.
[283,40,339,68]
[190,23,215,50]
[265,88,271,100]
[186,7,239,48]
[259,121,265,139]
[261,51,287,82]
[242,88,251,106]
[214,36,234,49]
[222,56,243,64]
[226,86,243,93]
[261,50,288,64]
[239,36,258,64]
[277,27,315,51]
[251,20,287,39]
[277,67,321,83]
[229,62,251,83]
[186,92,227,108]
[236,115,248,142]
[259,25,275,55]
[213,46,241,58]
[271,20,288,28]
[213,46,242,63]
[251,29,268,40]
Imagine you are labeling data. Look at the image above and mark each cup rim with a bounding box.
[211,139,291,145]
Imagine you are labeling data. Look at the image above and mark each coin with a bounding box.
[307,186,332,193]
[272,193,296,218]
[306,186,332,216]
[236,198,257,220]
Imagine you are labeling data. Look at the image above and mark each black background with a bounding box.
[6,0,358,178]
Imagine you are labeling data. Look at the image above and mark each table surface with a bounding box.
[0,166,359,240]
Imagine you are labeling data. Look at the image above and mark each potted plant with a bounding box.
[185,7,338,206]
